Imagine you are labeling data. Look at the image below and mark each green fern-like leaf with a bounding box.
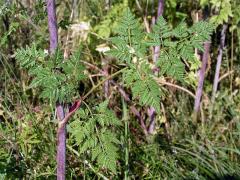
[123,63,162,113]
[15,43,46,69]
[172,21,188,38]
[157,50,185,80]
[147,16,213,80]
[108,8,213,112]
[107,8,146,63]
[108,9,162,112]
[15,45,85,103]
[189,21,214,50]
[69,101,121,173]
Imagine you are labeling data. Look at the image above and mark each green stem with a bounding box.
[122,98,129,180]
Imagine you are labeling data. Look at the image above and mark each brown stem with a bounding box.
[194,42,211,113]
[46,1,67,179]
[212,24,227,102]
[219,70,234,82]
[109,80,130,102]
[102,58,110,98]
[47,0,58,54]
[157,0,164,18]
[154,78,196,98]
[148,0,164,135]
[58,100,82,129]
[109,80,148,135]
[130,106,148,136]
[56,104,66,180]
[153,0,164,63]
[147,107,156,134]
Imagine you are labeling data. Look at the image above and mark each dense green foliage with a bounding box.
[108,8,213,112]
[108,9,162,112]
[69,101,121,173]
[0,0,240,179]
[15,45,85,104]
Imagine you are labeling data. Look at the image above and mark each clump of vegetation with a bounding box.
[0,0,240,179]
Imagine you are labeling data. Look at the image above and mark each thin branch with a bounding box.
[153,0,164,63]
[130,106,148,136]
[155,78,196,98]
[161,102,171,140]
[63,9,74,59]
[80,60,104,73]
[109,80,148,136]
[148,0,165,134]
[135,0,143,12]
[147,107,156,134]
[90,74,105,77]
[194,42,211,112]
[102,58,110,98]
[82,67,127,100]
[109,80,130,102]
[143,16,151,33]
[212,24,227,102]
[58,100,82,129]
[219,70,234,82]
